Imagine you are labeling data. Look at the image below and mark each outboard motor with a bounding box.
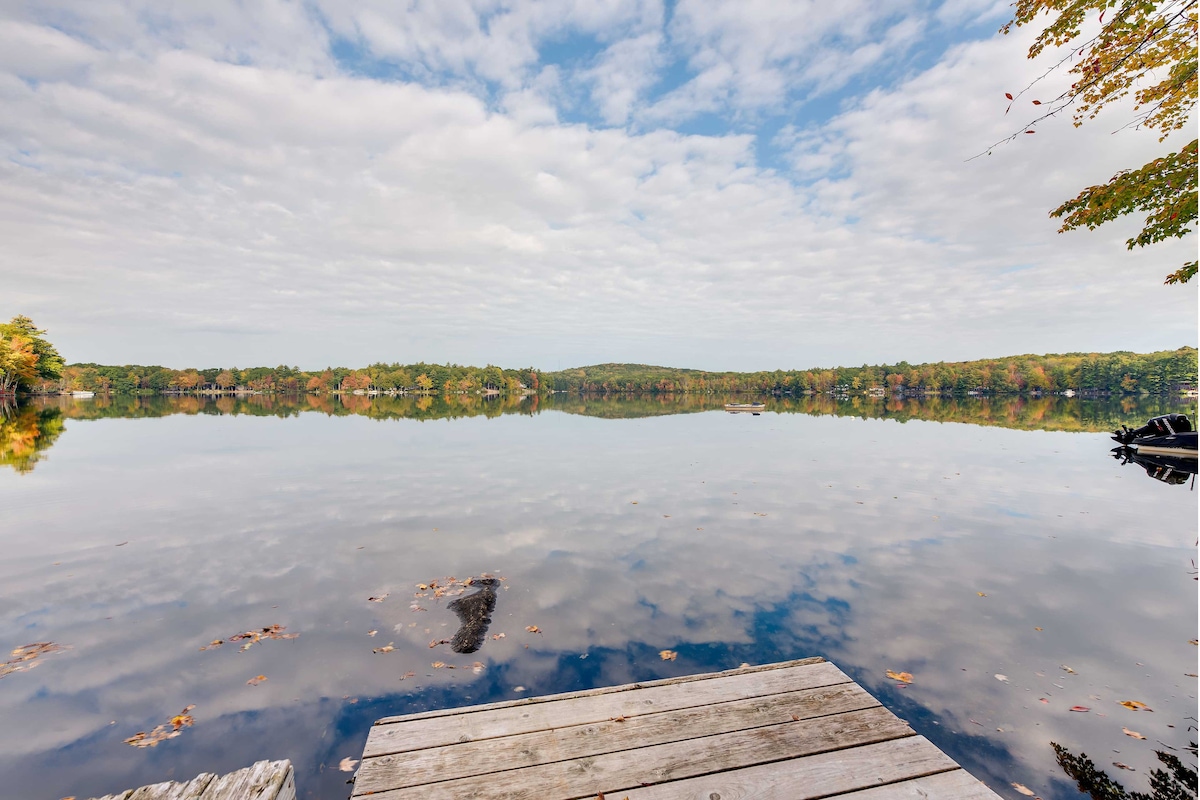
[1113,413,1193,444]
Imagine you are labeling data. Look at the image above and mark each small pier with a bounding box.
[90,759,294,800]
[353,657,1002,799]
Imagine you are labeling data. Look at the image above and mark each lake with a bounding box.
[0,394,1195,800]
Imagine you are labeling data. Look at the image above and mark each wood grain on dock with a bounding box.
[89,759,294,800]
[353,657,1002,799]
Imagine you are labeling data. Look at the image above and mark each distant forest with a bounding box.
[46,347,1198,397]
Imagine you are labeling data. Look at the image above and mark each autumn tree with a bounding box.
[1000,0,1197,284]
[0,316,65,394]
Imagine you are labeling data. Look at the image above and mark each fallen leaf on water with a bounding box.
[204,625,297,652]
[367,594,389,603]
[399,671,415,681]
[416,583,429,590]
[1123,727,1146,739]
[525,626,541,634]
[1118,700,1152,712]
[491,633,506,640]
[429,639,449,648]
[969,719,983,726]
[1113,762,1135,770]
[885,670,913,684]
[1039,698,1049,704]
[1034,627,1043,631]
[367,630,377,637]
[115,541,128,547]
[0,642,68,679]
[124,706,195,748]
[1070,706,1090,712]
[339,757,358,772]
[1012,782,1035,796]
[373,644,395,654]
[977,592,987,597]
[472,662,485,674]
[659,650,678,661]
[246,675,267,686]
[432,661,446,668]
[995,674,1009,683]
[1061,665,1077,674]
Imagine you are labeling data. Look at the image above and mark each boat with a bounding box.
[1111,413,1197,457]
[724,402,766,414]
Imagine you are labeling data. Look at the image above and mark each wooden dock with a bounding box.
[353,657,1002,799]
[89,759,294,800]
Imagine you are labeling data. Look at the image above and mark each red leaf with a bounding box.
[1005,92,1014,100]
[1070,705,1090,712]
[1025,130,1036,134]
[1032,100,1042,105]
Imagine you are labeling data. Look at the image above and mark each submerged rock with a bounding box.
[447,578,498,654]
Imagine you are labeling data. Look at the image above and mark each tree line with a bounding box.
[2,316,1195,398]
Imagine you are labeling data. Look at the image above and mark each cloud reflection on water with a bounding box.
[0,398,1194,800]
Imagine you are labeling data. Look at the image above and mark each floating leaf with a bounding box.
[399,671,415,680]
[124,706,195,748]
[977,592,987,597]
[339,757,358,772]
[1070,705,1090,712]
[995,674,1009,682]
[1123,727,1146,739]
[1118,700,1152,711]
[0,642,67,679]
[491,633,506,640]
[373,643,395,654]
[205,625,297,653]
[1012,783,1035,796]
[1034,627,1043,631]
[885,670,913,684]
[1113,762,1135,770]
[429,639,449,648]
[1005,92,1014,100]
[246,675,267,686]
[659,650,678,661]
[1060,665,1077,674]
[525,626,541,634]
[367,630,377,637]
[367,594,389,603]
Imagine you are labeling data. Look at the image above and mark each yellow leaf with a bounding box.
[659,650,678,661]
[1012,783,1035,796]
[1123,727,1146,739]
[886,670,913,684]
[1118,700,1152,711]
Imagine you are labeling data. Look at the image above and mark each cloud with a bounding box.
[0,3,1193,371]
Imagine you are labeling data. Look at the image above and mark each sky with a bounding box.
[0,0,1195,372]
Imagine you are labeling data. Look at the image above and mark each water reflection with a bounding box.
[0,395,1194,800]
[3,393,1196,475]
[1111,447,1197,487]
[0,399,64,473]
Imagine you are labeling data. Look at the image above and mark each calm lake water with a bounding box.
[0,394,1195,800]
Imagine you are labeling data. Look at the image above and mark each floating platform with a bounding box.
[353,657,1002,799]
[89,759,294,800]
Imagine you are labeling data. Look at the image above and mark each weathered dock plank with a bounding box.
[366,657,846,757]
[353,659,1004,800]
[87,760,293,800]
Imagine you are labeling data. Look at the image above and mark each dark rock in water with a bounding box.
[447,578,498,654]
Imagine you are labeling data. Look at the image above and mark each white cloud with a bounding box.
[0,4,1193,371]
